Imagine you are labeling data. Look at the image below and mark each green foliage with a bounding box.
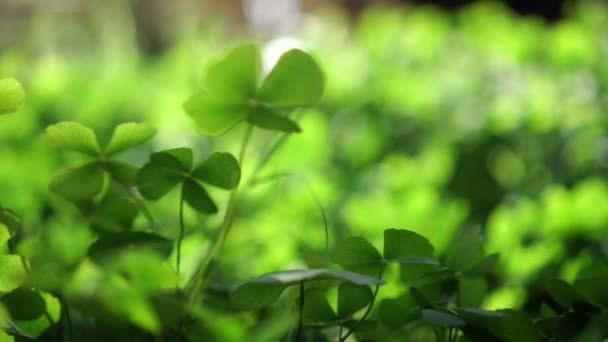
[184,43,324,136]
[1,3,608,339]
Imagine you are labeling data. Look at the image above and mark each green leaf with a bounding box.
[337,283,373,318]
[378,295,416,329]
[192,152,241,190]
[0,78,25,115]
[88,232,173,263]
[90,187,138,235]
[184,91,247,136]
[302,287,337,322]
[421,309,466,327]
[245,107,301,133]
[9,291,60,339]
[0,255,27,293]
[231,283,286,310]
[104,122,156,156]
[0,224,9,247]
[384,229,435,260]
[44,121,101,156]
[1,287,45,321]
[545,279,593,311]
[151,148,193,172]
[136,161,182,200]
[258,49,324,107]
[0,208,19,236]
[462,253,500,277]
[247,268,385,286]
[332,236,383,277]
[102,161,138,186]
[182,178,217,214]
[49,163,104,200]
[205,43,259,98]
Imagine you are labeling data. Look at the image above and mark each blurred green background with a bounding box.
[1,0,607,314]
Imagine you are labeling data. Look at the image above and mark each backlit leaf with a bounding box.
[136,161,182,200]
[332,236,383,277]
[184,91,246,136]
[44,121,101,156]
[205,43,259,98]
[258,49,324,107]
[150,148,193,172]
[0,78,25,115]
[192,152,241,190]
[104,122,156,156]
[49,163,104,200]
[245,107,301,133]
[0,255,27,293]
[337,283,373,318]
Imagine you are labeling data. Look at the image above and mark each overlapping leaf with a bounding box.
[184,43,324,136]
[136,148,240,214]
[0,78,25,115]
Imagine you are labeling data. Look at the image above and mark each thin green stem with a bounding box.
[177,186,185,275]
[187,124,254,302]
[339,267,384,342]
[296,281,304,342]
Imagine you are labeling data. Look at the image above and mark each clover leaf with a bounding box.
[184,43,324,136]
[44,121,156,200]
[0,78,25,115]
[136,148,240,214]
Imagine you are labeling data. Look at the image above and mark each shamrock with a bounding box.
[184,43,324,136]
[136,147,240,214]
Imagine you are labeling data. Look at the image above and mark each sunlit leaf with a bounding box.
[44,121,101,156]
[421,308,465,327]
[0,224,9,248]
[192,152,241,190]
[258,49,324,107]
[245,107,301,133]
[49,163,104,200]
[182,178,217,214]
[337,283,373,318]
[184,91,246,136]
[332,236,383,277]
[205,43,259,98]
[104,122,156,156]
[0,255,27,293]
[0,78,25,115]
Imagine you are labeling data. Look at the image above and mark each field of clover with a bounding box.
[2,2,608,340]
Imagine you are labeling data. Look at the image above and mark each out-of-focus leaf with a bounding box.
[205,43,259,98]
[258,49,324,107]
[421,308,466,327]
[0,208,20,236]
[1,287,45,321]
[182,178,217,214]
[5,291,60,339]
[0,255,27,293]
[184,91,246,136]
[88,231,173,262]
[462,253,500,277]
[246,107,301,133]
[90,188,138,235]
[192,152,241,190]
[231,283,286,310]
[0,224,10,248]
[332,236,383,277]
[44,121,100,156]
[545,279,598,312]
[0,78,25,115]
[104,122,156,156]
[49,163,104,200]
[102,161,138,186]
[300,287,336,323]
[337,283,373,318]
[378,295,415,329]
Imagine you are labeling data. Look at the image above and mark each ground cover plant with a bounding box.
[1,1,608,341]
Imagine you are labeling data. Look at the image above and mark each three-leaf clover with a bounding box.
[184,43,324,136]
[0,78,25,115]
[44,121,157,200]
[136,148,240,214]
